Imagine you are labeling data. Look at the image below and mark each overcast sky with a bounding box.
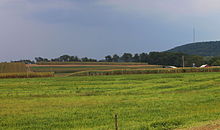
[1,0,220,61]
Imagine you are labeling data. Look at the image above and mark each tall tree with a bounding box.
[105,55,113,62]
[59,55,71,62]
[139,53,148,63]
[112,54,120,62]
[133,53,140,62]
[121,53,133,62]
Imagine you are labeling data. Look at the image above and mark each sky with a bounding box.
[1,0,220,61]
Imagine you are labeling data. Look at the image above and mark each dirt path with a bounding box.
[179,121,220,130]
[189,124,220,130]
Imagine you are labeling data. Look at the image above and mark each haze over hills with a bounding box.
[166,41,220,56]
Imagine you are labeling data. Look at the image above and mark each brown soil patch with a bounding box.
[189,124,220,130]
[179,121,220,130]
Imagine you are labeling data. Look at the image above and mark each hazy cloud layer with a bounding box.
[100,0,220,16]
[0,0,220,61]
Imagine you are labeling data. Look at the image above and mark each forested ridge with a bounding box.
[167,41,220,56]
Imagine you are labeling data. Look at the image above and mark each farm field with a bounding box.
[36,62,150,65]
[1,72,220,129]
[28,62,220,77]
[29,63,161,75]
[0,63,54,78]
[0,63,27,73]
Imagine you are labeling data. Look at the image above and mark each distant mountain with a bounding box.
[166,41,220,56]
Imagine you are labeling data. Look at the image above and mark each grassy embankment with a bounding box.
[0,72,220,129]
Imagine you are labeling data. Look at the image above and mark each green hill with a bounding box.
[167,41,220,56]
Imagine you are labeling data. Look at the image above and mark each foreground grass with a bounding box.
[0,73,220,129]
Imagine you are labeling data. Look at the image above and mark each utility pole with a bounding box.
[115,114,118,130]
[182,56,185,68]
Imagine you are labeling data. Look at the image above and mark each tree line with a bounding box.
[104,52,205,67]
[35,55,97,62]
[10,52,220,67]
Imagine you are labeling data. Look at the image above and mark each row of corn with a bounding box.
[70,67,220,76]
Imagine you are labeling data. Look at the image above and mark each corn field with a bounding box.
[70,67,220,76]
[0,63,54,78]
[0,63,27,73]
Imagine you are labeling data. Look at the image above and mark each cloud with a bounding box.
[0,0,119,25]
[0,0,77,9]
[0,0,139,61]
[98,0,220,19]
[0,0,220,61]
[1,0,220,24]
[0,0,78,17]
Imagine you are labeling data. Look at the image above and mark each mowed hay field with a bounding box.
[1,73,220,129]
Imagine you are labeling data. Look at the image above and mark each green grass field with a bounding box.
[1,72,220,129]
